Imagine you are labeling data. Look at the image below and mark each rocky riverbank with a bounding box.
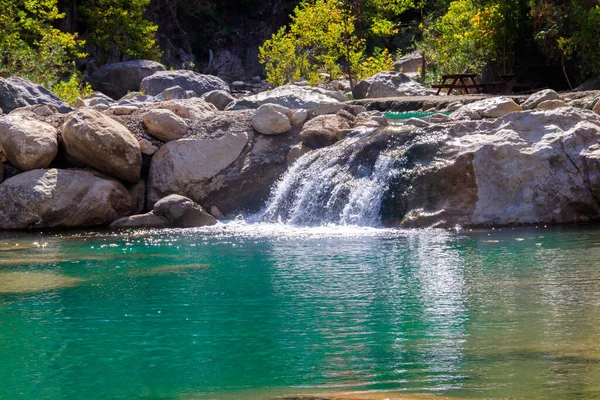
[1,61,600,230]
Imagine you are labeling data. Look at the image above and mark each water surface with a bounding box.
[1,224,599,399]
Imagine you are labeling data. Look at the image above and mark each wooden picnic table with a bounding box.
[432,73,480,95]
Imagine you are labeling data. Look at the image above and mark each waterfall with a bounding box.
[259,133,398,227]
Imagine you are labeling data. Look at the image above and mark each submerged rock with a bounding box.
[0,169,135,230]
[0,272,83,294]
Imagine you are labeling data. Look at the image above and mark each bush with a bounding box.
[0,0,85,87]
[52,72,93,105]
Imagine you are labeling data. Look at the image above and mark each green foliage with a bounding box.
[52,70,93,105]
[357,47,394,80]
[0,0,85,87]
[418,0,501,75]
[79,0,161,63]
[259,0,365,87]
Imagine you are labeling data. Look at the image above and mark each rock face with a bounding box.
[300,114,350,148]
[0,169,134,230]
[140,70,230,97]
[143,109,188,142]
[111,194,217,229]
[148,113,251,206]
[380,108,600,227]
[451,97,522,119]
[352,72,435,99]
[0,115,58,171]
[209,50,246,82]
[0,77,72,114]
[227,85,347,110]
[61,109,142,182]
[252,104,292,135]
[86,60,166,99]
[521,89,560,110]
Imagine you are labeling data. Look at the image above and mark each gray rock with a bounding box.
[537,99,568,110]
[0,115,58,171]
[110,212,169,229]
[140,70,230,97]
[139,138,159,155]
[111,194,217,229]
[574,76,600,91]
[0,77,72,113]
[86,60,166,100]
[353,72,436,99]
[210,50,246,82]
[153,194,217,227]
[393,51,424,74]
[0,169,135,230]
[227,84,347,110]
[148,114,251,205]
[162,85,187,100]
[451,97,522,119]
[522,89,560,110]
[252,104,292,135]
[143,109,188,142]
[300,114,350,148]
[291,109,309,126]
[88,97,111,107]
[202,90,235,111]
[111,105,138,115]
[61,109,142,183]
[0,162,4,184]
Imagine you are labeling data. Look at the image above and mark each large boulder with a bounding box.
[140,70,230,97]
[352,72,435,99]
[0,169,135,230]
[382,108,600,227]
[143,109,188,142]
[86,60,166,100]
[61,109,142,182]
[144,98,217,121]
[0,77,72,114]
[226,84,348,110]
[393,51,424,75]
[148,112,251,206]
[300,114,351,148]
[451,97,522,119]
[252,104,292,135]
[0,115,58,171]
[521,89,560,110]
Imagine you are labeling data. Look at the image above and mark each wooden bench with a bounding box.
[432,74,480,95]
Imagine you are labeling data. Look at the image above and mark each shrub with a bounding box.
[52,72,93,105]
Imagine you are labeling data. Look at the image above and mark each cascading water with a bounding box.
[259,131,399,227]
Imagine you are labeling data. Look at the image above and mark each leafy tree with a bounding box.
[259,0,364,87]
[0,0,84,87]
[79,0,161,64]
[418,0,501,77]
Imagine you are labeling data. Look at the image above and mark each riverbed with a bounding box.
[1,223,599,399]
